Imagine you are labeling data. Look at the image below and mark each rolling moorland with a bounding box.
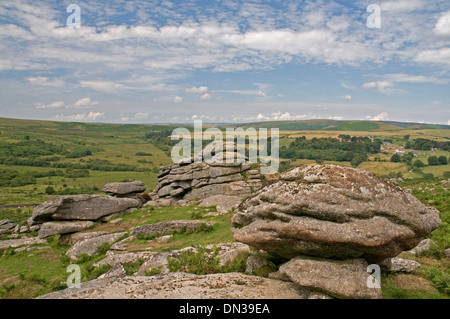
[0,116,449,299]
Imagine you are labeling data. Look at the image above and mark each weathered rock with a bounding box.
[232,165,442,262]
[102,181,146,195]
[66,232,127,260]
[37,273,318,299]
[70,231,109,244]
[246,255,277,277]
[445,248,450,259]
[199,195,243,214]
[32,195,141,222]
[38,221,94,239]
[379,257,421,273]
[131,220,214,237]
[279,256,382,299]
[95,251,156,268]
[136,252,172,275]
[0,219,17,235]
[0,236,47,250]
[408,239,437,256]
[98,263,127,279]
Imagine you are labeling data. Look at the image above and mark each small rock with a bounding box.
[409,239,437,256]
[131,220,214,237]
[66,232,127,260]
[380,257,421,273]
[245,255,277,277]
[98,263,127,279]
[156,235,173,243]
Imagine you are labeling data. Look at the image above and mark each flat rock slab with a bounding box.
[278,256,382,299]
[32,195,141,222]
[66,232,127,260]
[0,219,18,235]
[232,164,442,262]
[38,221,94,239]
[0,237,47,250]
[37,273,318,299]
[131,220,214,237]
[102,181,146,195]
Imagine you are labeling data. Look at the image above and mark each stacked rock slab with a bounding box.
[29,182,145,239]
[151,142,263,202]
[232,164,442,299]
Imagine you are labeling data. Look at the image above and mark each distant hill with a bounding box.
[233,120,450,131]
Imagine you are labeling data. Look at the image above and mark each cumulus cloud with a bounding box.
[341,95,352,100]
[362,81,394,94]
[434,11,450,37]
[201,93,212,100]
[367,112,389,121]
[174,96,183,103]
[71,97,99,109]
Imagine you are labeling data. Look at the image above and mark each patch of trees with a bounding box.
[280,135,382,167]
[0,140,93,159]
[0,168,91,188]
[406,138,450,151]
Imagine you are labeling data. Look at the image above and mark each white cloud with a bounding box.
[341,95,352,100]
[448,120,450,126]
[362,81,394,94]
[257,113,269,120]
[174,96,183,103]
[381,0,424,12]
[70,97,99,109]
[26,77,64,88]
[35,101,65,109]
[186,86,209,94]
[201,93,212,100]
[415,48,450,65]
[367,112,389,121]
[55,112,105,122]
[434,11,450,37]
[80,81,126,93]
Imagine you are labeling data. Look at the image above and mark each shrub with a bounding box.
[391,154,401,163]
[45,186,56,195]
[428,156,439,166]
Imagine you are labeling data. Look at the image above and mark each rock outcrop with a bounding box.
[131,220,214,237]
[231,164,442,299]
[102,181,146,196]
[232,164,441,263]
[148,142,264,204]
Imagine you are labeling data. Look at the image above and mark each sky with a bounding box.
[0,0,449,125]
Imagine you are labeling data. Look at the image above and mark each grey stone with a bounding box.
[380,257,421,273]
[409,239,437,256]
[445,248,450,259]
[246,255,277,277]
[0,219,18,235]
[0,236,47,250]
[66,232,127,260]
[279,256,382,299]
[131,220,214,237]
[38,221,94,239]
[98,263,127,279]
[102,181,146,195]
[32,195,141,222]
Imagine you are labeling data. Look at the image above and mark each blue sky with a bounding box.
[0,0,449,125]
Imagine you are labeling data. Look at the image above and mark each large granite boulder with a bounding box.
[232,165,441,263]
[32,195,141,223]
